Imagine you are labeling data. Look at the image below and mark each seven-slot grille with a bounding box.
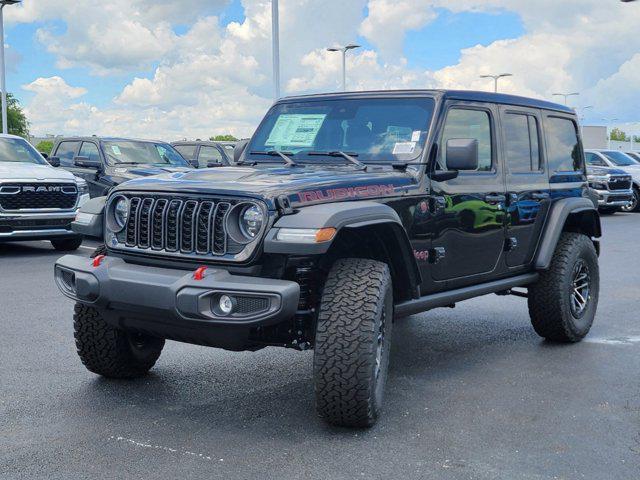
[608,175,632,191]
[0,183,78,211]
[121,194,238,257]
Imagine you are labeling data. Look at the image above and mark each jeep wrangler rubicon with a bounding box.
[54,90,601,427]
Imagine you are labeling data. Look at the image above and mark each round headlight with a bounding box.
[113,197,129,231]
[239,204,263,239]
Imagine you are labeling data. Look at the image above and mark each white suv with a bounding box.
[0,134,89,250]
[584,149,640,212]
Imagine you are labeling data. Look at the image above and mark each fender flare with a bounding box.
[263,201,422,293]
[71,196,106,239]
[534,197,601,270]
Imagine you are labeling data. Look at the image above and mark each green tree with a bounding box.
[609,127,629,142]
[0,93,29,137]
[633,135,640,143]
[210,134,238,142]
[36,140,54,155]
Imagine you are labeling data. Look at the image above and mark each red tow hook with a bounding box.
[193,266,208,281]
[92,255,106,267]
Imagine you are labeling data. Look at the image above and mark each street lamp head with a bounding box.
[499,73,513,78]
[326,47,341,52]
[345,44,361,51]
[0,0,21,5]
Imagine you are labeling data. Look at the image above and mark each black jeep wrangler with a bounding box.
[54,90,601,427]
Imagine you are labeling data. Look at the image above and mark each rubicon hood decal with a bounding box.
[298,184,396,202]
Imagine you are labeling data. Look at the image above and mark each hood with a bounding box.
[111,165,192,179]
[0,162,77,182]
[112,164,418,209]
[587,166,628,176]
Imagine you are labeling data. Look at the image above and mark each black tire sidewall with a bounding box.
[371,275,393,418]
[561,238,599,338]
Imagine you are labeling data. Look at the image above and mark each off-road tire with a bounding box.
[528,233,599,342]
[621,186,639,213]
[313,258,393,427]
[51,237,83,251]
[73,303,164,378]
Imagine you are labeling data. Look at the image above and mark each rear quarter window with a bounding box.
[545,117,583,173]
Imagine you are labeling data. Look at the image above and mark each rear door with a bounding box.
[429,102,507,287]
[500,106,550,267]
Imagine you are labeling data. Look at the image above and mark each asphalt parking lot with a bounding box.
[1,214,639,480]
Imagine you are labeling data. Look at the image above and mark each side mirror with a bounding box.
[41,152,49,159]
[445,138,479,171]
[187,159,199,168]
[47,156,60,167]
[207,162,222,168]
[234,139,249,164]
[74,156,101,169]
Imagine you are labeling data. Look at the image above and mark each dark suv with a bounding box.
[55,90,601,427]
[172,140,234,168]
[49,137,192,198]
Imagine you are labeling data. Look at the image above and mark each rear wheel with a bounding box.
[528,233,599,342]
[51,237,82,251]
[313,258,393,427]
[74,303,164,378]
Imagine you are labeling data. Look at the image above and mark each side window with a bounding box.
[174,145,197,160]
[546,117,583,173]
[441,108,493,172]
[504,113,542,172]
[79,142,100,163]
[198,146,224,166]
[585,152,606,167]
[54,141,80,167]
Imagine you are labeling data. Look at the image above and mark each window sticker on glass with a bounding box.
[386,125,413,142]
[265,114,327,147]
[411,130,421,142]
[392,142,416,155]
[111,145,122,155]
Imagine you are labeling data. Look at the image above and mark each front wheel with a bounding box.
[528,233,599,342]
[51,237,82,251]
[313,258,393,427]
[74,303,164,378]
[621,187,639,212]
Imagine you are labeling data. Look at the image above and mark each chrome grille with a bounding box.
[117,194,243,259]
[608,175,632,191]
[0,183,78,211]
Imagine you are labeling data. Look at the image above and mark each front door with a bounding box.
[500,107,551,267]
[429,103,507,286]
[76,141,105,197]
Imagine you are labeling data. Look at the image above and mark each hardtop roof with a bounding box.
[278,89,574,114]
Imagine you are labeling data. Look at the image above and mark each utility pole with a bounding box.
[271,0,280,100]
[327,44,361,92]
[0,1,21,134]
[479,73,513,93]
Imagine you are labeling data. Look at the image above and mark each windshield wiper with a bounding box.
[249,150,297,167]
[308,151,366,170]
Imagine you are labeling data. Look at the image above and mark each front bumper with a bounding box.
[592,188,633,207]
[54,255,300,350]
[0,211,79,241]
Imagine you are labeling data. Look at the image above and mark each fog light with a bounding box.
[219,295,235,315]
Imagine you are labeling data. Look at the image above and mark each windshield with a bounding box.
[247,97,436,164]
[0,137,46,165]
[602,151,638,166]
[103,141,189,167]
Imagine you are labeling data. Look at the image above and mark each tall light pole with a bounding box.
[578,106,593,135]
[0,0,20,135]
[327,44,360,92]
[271,0,280,100]
[479,73,512,93]
[602,118,619,149]
[552,92,579,105]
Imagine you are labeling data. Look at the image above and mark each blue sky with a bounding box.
[4,1,640,139]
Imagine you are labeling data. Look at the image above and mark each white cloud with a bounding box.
[15,0,640,138]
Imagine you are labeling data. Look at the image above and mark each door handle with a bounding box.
[531,192,550,200]
[485,194,506,204]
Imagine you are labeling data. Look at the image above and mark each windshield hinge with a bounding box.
[276,195,294,215]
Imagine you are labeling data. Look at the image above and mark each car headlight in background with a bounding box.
[226,201,266,244]
[587,175,609,190]
[76,179,89,195]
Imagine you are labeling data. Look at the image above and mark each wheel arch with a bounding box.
[264,201,422,302]
[534,197,601,270]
